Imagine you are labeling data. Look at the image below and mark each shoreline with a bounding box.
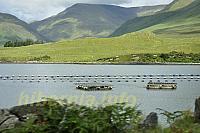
[0,61,200,65]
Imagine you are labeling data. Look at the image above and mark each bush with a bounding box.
[4,40,44,47]
[4,100,142,133]
[3,100,200,133]
[30,55,51,61]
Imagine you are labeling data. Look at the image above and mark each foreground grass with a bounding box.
[0,32,199,63]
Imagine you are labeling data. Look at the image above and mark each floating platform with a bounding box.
[146,82,177,90]
[76,83,112,91]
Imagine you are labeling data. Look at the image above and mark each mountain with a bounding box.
[111,0,200,37]
[0,13,45,45]
[30,3,165,41]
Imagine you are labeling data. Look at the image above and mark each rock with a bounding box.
[0,109,10,122]
[0,101,63,132]
[0,109,20,132]
[9,101,62,119]
[194,97,200,123]
[143,112,158,128]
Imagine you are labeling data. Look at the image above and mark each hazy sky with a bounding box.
[0,0,173,22]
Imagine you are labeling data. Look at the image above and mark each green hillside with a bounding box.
[30,3,165,41]
[0,1,199,63]
[0,32,199,63]
[0,13,45,46]
[137,5,166,16]
[161,0,194,12]
[111,0,200,37]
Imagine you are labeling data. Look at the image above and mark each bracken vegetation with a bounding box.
[2,99,200,133]
[3,100,143,133]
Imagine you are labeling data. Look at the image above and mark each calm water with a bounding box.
[0,64,200,123]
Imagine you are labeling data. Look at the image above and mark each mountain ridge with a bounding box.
[111,0,200,37]
[30,3,165,41]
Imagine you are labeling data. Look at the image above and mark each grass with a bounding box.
[0,32,199,63]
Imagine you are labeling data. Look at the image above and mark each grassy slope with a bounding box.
[0,32,199,62]
[137,5,165,17]
[161,0,194,12]
[0,13,44,45]
[0,23,37,42]
[144,0,199,36]
[111,0,200,37]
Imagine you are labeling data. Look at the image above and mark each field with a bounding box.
[0,32,200,63]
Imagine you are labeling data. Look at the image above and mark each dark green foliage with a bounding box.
[159,54,169,61]
[162,111,200,133]
[29,55,51,61]
[4,100,64,133]
[4,40,44,47]
[97,51,200,63]
[56,103,142,133]
[3,101,142,133]
[3,100,200,133]
[157,108,184,124]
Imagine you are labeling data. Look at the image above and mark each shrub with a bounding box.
[4,100,142,133]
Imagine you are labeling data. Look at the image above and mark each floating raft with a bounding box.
[76,83,112,91]
[146,82,177,90]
